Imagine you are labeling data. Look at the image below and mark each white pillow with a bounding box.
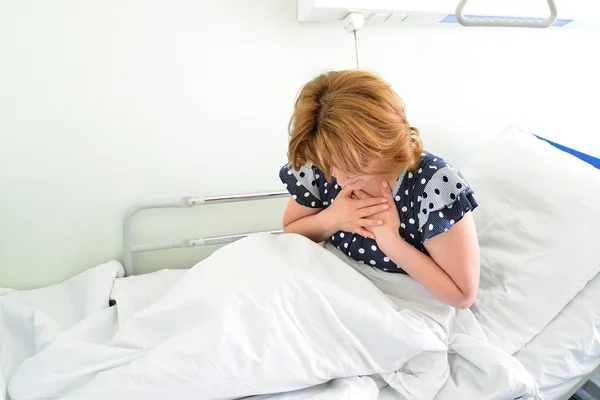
[462,125,600,355]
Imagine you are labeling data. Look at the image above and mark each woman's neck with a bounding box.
[361,172,402,198]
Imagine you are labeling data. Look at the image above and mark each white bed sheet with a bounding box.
[242,268,600,400]
[514,271,600,400]
[1,234,538,400]
[3,256,594,400]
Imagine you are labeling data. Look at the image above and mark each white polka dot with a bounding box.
[352,237,356,242]
[344,243,348,248]
[421,178,426,184]
[332,235,335,239]
[296,181,302,186]
[325,182,328,186]
[370,260,376,265]
[405,189,409,195]
[331,199,335,203]
[371,245,377,251]
[340,232,345,238]
[316,174,320,179]
[462,211,465,216]
[433,158,438,162]
[410,233,415,239]
[335,184,339,189]
[383,268,389,271]
[448,204,453,209]
[400,223,406,228]
[348,252,351,256]
[417,196,422,202]
[418,168,423,173]
[438,211,444,218]
[411,202,414,207]
[287,169,293,175]
[408,172,413,178]
[383,257,390,262]
[450,219,455,225]
[395,195,400,201]
[409,218,415,224]
[325,189,328,194]
[429,165,438,170]
[359,248,365,254]
[429,224,434,231]
[293,195,297,199]
[304,192,310,197]
[401,206,407,212]
[323,201,329,205]
[337,246,340,249]
[311,201,316,207]
[444,228,448,232]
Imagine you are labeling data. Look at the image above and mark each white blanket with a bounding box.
[1,233,538,400]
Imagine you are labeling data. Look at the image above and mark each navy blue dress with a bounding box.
[279,152,478,274]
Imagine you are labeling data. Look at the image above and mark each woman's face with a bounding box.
[330,166,378,190]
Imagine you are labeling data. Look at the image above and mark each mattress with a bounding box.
[514,272,600,400]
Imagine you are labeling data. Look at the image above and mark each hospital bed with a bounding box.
[1,126,599,400]
[121,196,600,400]
[115,127,597,399]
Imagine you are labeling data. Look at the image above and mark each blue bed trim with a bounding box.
[535,135,600,169]
[440,14,572,27]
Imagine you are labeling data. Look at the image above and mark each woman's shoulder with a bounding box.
[279,163,323,176]
[407,150,476,214]
[411,151,468,183]
[414,151,449,170]
[279,163,326,208]
[406,151,478,241]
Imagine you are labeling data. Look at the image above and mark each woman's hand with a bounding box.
[356,181,480,309]
[320,187,390,240]
[354,181,401,248]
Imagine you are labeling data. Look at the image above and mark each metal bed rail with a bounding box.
[123,190,289,276]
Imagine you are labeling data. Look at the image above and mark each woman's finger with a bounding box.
[382,180,393,197]
[338,186,354,198]
[352,190,372,200]
[355,227,376,240]
[357,197,388,209]
[359,218,384,227]
[358,203,389,218]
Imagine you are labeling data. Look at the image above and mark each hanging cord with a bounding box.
[353,30,359,70]
[343,12,364,70]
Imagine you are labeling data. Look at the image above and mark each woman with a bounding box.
[279,70,480,309]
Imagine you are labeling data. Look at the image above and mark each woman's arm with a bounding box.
[366,181,480,309]
[282,198,335,243]
[282,189,391,243]
[378,213,480,309]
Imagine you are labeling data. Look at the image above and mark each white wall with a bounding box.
[1,0,599,289]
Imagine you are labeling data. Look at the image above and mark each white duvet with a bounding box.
[1,233,538,400]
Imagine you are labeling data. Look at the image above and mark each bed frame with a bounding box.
[123,190,600,400]
[566,365,600,400]
[122,190,289,276]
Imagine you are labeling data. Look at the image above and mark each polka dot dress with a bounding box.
[279,152,478,275]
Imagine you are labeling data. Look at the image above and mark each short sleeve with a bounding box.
[414,161,478,242]
[279,164,323,208]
